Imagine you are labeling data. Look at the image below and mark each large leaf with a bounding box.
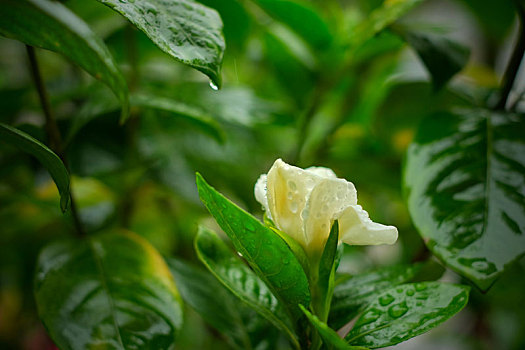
[301,306,368,350]
[196,174,311,321]
[167,258,252,350]
[0,123,70,212]
[345,282,470,348]
[405,109,525,290]
[34,231,183,350]
[329,264,420,329]
[97,0,225,88]
[0,0,129,121]
[195,226,300,349]
[399,29,470,90]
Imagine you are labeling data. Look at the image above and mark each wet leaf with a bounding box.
[34,231,183,350]
[97,0,225,88]
[405,109,525,290]
[345,282,469,348]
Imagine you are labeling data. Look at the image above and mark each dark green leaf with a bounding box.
[399,29,470,90]
[330,264,420,329]
[0,123,69,212]
[195,226,300,349]
[301,306,368,350]
[405,109,525,290]
[254,0,332,50]
[167,257,252,350]
[345,282,470,348]
[196,173,311,321]
[96,0,225,88]
[316,221,339,321]
[0,0,129,121]
[34,231,183,350]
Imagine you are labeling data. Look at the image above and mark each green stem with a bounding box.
[493,4,525,110]
[26,45,85,237]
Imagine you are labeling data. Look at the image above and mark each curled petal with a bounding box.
[338,205,398,245]
[304,178,357,250]
[254,174,269,215]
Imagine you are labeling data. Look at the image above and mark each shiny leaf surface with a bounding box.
[405,109,525,290]
[195,226,300,349]
[35,231,183,349]
[97,0,225,88]
[0,123,70,211]
[329,264,420,329]
[345,282,470,348]
[196,174,311,321]
[0,0,129,121]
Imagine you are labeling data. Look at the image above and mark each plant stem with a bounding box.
[26,45,85,237]
[493,4,525,110]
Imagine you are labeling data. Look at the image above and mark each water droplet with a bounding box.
[245,221,255,232]
[472,261,489,270]
[388,302,408,318]
[209,81,219,90]
[237,251,243,258]
[290,201,299,213]
[406,289,415,296]
[287,191,293,200]
[379,294,394,306]
[360,309,381,325]
[288,180,297,191]
[414,283,427,291]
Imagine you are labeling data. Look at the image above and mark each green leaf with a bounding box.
[0,123,70,212]
[254,0,332,50]
[329,264,420,329]
[34,230,183,350]
[405,109,525,290]
[96,0,225,88]
[167,257,252,350]
[195,226,300,349]
[0,0,129,121]
[316,221,339,321]
[345,282,470,348]
[301,306,368,350]
[196,173,311,320]
[398,29,470,90]
[350,0,425,49]
[131,93,225,143]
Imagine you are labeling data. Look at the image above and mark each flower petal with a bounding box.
[338,205,398,245]
[254,174,270,215]
[266,159,322,245]
[305,166,337,179]
[304,178,357,249]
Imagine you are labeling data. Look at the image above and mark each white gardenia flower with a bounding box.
[254,159,398,253]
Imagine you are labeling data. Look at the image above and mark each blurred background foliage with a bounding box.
[0,0,524,349]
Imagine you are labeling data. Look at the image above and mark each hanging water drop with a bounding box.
[209,81,219,90]
[379,294,394,306]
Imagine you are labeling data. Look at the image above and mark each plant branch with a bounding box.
[26,45,85,237]
[493,5,525,110]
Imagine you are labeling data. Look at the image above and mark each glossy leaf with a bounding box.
[350,0,425,49]
[195,226,300,349]
[301,306,368,350]
[34,231,183,350]
[330,264,420,329]
[167,257,252,349]
[0,123,70,212]
[405,109,525,290]
[345,282,470,348]
[0,0,129,121]
[97,0,225,88]
[399,29,470,90]
[316,221,339,321]
[196,174,311,320]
